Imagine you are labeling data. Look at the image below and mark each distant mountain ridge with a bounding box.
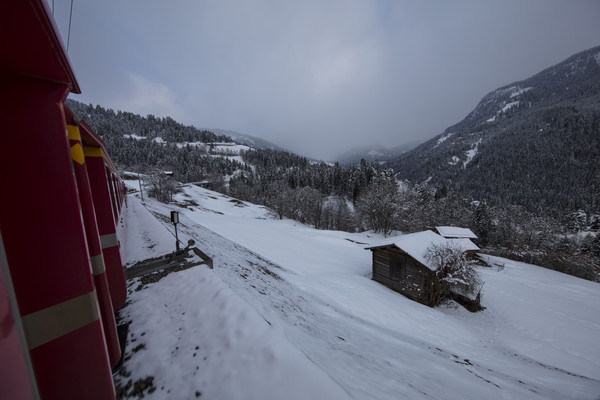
[335,141,421,166]
[207,128,289,152]
[390,45,600,220]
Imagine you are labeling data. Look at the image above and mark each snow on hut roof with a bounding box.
[447,238,480,252]
[435,226,478,239]
[366,231,446,270]
[366,230,479,270]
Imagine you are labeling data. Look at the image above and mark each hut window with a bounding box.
[390,256,406,281]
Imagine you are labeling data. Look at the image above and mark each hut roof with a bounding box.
[447,238,480,252]
[366,230,479,270]
[435,226,478,239]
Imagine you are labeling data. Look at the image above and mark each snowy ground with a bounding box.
[117,180,600,399]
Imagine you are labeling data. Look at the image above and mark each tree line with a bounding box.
[230,148,599,282]
[67,99,599,282]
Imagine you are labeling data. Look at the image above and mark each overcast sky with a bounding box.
[50,0,600,160]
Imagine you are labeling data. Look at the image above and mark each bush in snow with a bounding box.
[424,242,484,309]
[147,168,180,203]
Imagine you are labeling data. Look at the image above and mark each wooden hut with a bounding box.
[365,231,479,306]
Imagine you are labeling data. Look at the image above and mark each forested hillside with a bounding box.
[390,46,600,222]
[66,98,599,282]
[66,100,248,183]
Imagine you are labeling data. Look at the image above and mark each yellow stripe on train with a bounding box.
[71,143,85,165]
[84,146,104,158]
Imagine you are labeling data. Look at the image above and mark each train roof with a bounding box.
[1,0,81,94]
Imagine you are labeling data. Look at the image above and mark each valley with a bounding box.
[115,181,600,399]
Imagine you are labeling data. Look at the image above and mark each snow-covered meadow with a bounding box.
[117,179,600,399]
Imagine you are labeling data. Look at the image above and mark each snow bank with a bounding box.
[123,193,176,265]
[501,100,520,113]
[478,255,600,380]
[123,133,146,140]
[435,132,455,147]
[119,194,350,399]
[122,267,350,400]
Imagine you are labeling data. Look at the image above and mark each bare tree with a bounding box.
[265,180,292,220]
[147,168,179,203]
[292,186,324,228]
[424,242,483,308]
[357,176,399,236]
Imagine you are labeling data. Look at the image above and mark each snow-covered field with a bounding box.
[117,180,600,399]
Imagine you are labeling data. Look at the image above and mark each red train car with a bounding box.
[1,1,127,398]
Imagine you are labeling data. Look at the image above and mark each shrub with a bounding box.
[424,243,484,309]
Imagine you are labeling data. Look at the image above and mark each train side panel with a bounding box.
[0,72,116,400]
[0,1,129,398]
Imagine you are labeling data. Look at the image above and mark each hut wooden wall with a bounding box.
[371,246,432,305]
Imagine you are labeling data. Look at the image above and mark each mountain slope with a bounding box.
[390,46,600,220]
[118,180,600,399]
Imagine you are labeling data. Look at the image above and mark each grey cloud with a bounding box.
[55,0,600,160]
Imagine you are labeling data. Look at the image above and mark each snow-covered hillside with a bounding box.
[118,180,600,399]
[122,135,252,163]
[390,45,600,220]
